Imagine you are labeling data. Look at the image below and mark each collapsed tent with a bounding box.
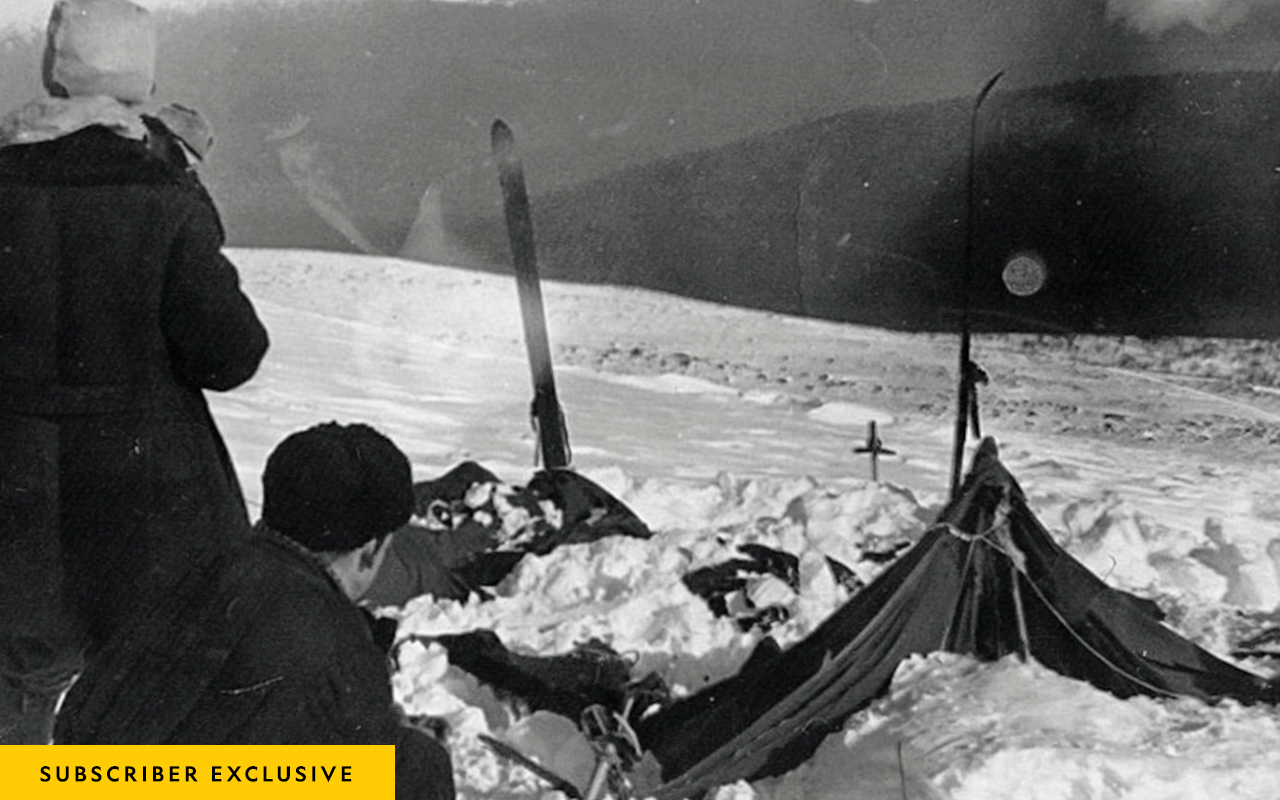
[365,461,652,607]
[629,438,1277,799]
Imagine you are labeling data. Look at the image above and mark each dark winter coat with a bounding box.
[55,530,456,800]
[0,124,269,649]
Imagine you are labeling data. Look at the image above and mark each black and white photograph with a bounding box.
[3,0,1280,798]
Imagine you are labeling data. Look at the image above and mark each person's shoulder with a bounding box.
[226,535,380,669]
[0,127,192,190]
[229,534,346,613]
[140,117,209,185]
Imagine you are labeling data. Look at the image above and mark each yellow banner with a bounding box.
[2,746,394,799]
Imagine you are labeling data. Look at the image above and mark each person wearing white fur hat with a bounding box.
[5,0,213,162]
[0,0,268,744]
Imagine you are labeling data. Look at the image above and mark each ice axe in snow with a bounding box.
[492,119,572,470]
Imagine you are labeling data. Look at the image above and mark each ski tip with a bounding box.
[491,118,513,147]
[977,71,1004,104]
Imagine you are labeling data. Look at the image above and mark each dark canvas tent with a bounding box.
[631,438,1276,799]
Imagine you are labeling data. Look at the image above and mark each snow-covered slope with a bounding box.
[210,249,1280,800]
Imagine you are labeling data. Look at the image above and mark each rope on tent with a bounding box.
[993,493,1030,661]
[970,532,1184,700]
[895,741,909,800]
[1009,560,1030,662]
[990,493,1032,663]
[899,515,1186,696]
[936,524,982,652]
[931,503,1184,698]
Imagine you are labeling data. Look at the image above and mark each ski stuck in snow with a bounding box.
[492,119,571,471]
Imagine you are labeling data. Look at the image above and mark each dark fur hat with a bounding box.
[261,422,413,553]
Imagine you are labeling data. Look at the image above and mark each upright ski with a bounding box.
[491,119,572,470]
[949,71,1003,499]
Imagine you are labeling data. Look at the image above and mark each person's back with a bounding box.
[0,126,253,393]
[174,531,396,746]
[0,0,268,744]
[55,423,456,800]
[0,116,266,625]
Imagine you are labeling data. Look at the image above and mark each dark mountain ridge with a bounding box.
[439,68,1280,337]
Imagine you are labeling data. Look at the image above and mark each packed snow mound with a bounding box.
[599,372,742,396]
[805,401,895,428]
[1057,493,1280,612]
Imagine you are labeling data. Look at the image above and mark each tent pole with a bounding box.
[950,71,1003,499]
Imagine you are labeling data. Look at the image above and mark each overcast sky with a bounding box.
[2,0,214,31]
[4,0,1279,36]
[0,0,506,34]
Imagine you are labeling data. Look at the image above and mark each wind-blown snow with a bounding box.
[210,249,1280,800]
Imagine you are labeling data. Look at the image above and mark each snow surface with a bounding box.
[210,249,1280,800]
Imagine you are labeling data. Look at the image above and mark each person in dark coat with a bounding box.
[0,0,268,744]
[55,422,456,800]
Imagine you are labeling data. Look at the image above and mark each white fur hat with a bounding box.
[42,0,156,104]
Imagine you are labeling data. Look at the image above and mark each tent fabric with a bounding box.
[633,438,1275,799]
[366,462,653,606]
[425,630,640,722]
[634,515,969,794]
